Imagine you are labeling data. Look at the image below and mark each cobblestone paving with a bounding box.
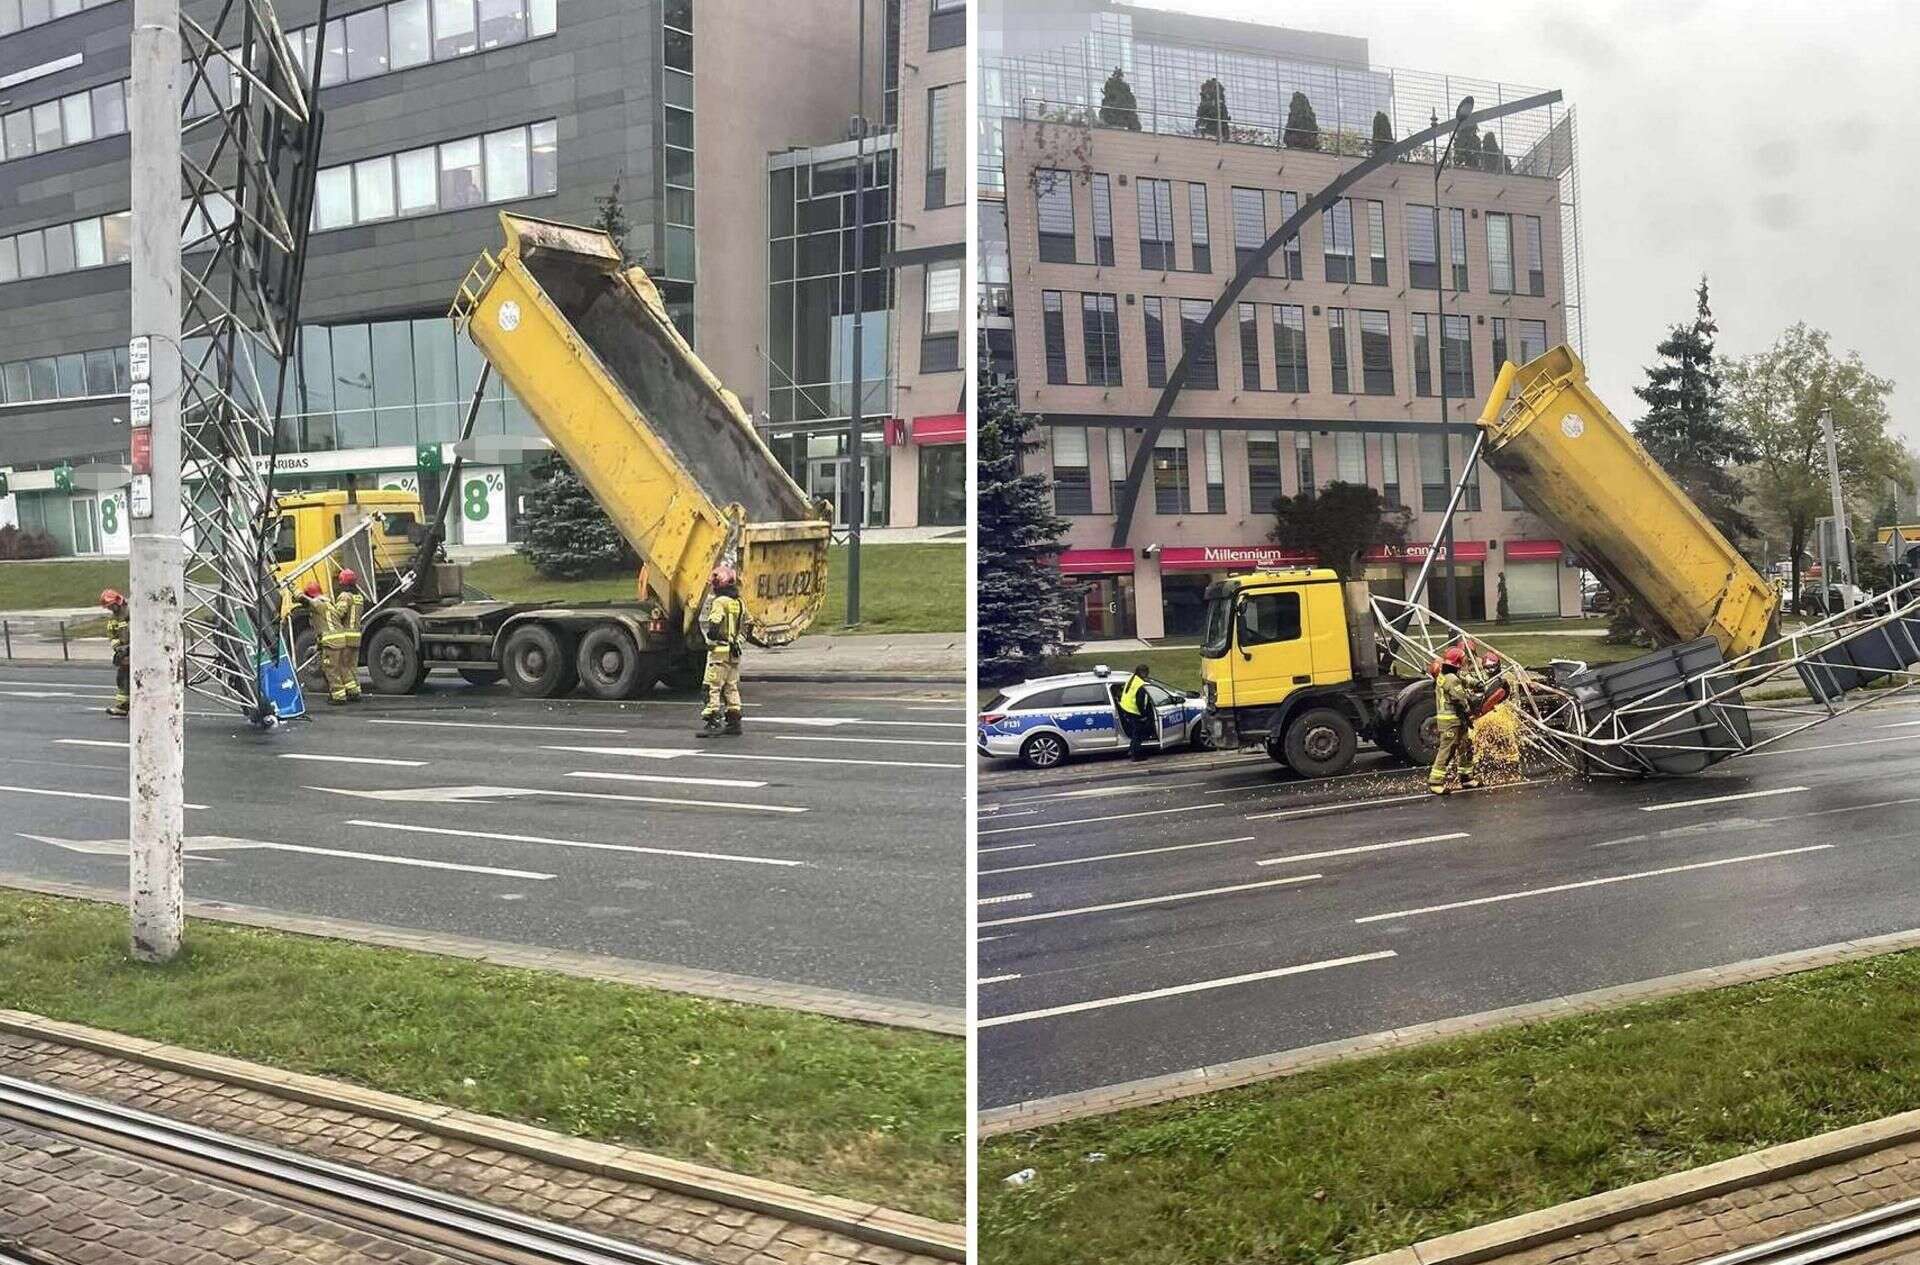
[0,1117,462,1265]
[0,1035,936,1265]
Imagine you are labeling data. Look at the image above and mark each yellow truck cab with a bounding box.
[269,489,424,596]
[1200,568,1438,776]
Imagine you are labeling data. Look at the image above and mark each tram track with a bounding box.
[1694,1197,1920,1265]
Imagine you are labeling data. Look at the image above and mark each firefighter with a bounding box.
[300,579,349,705]
[1117,663,1153,760]
[1429,645,1482,795]
[697,565,744,737]
[101,589,130,717]
[332,569,366,703]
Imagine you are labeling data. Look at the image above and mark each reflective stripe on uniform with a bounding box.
[1118,673,1149,716]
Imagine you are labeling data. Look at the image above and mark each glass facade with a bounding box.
[0,81,125,165]
[662,0,695,286]
[311,120,556,232]
[0,0,118,38]
[0,342,129,406]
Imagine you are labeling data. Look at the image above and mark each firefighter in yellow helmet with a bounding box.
[697,565,744,737]
[101,589,130,717]
[300,579,350,705]
[331,569,366,703]
[1429,644,1482,795]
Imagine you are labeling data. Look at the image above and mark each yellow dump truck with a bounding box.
[1202,345,1779,776]
[330,214,830,699]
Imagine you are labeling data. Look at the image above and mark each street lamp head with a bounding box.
[1455,96,1475,122]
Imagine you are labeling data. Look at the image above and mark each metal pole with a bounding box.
[1821,407,1849,590]
[845,0,866,626]
[127,0,185,963]
[1404,431,1486,626]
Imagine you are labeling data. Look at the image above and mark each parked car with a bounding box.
[1796,583,1866,616]
[977,666,1212,769]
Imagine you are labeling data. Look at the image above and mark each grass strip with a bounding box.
[0,890,963,1222]
[981,948,1920,1264]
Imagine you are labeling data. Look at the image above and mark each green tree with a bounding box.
[1283,91,1319,151]
[1098,67,1141,131]
[516,453,636,580]
[977,365,1078,683]
[1194,77,1230,140]
[1451,125,1482,171]
[1632,278,1756,549]
[594,179,641,267]
[1723,323,1910,605]
[1478,131,1511,173]
[1370,110,1393,156]
[1269,481,1411,580]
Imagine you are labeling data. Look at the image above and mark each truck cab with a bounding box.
[1201,568,1437,776]
[268,488,426,597]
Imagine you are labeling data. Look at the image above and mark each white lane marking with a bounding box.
[564,771,768,790]
[978,973,1023,986]
[251,840,555,879]
[0,679,116,690]
[280,752,428,768]
[1761,795,1920,823]
[981,836,1258,876]
[772,735,965,748]
[978,809,1038,819]
[1354,844,1834,924]
[347,819,804,867]
[1877,719,1920,729]
[0,690,92,699]
[1258,831,1470,867]
[977,843,1036,854]
[980,874,1321,928]
[1204,765,1389,795]
[369,718,627,736]
[0,784,206,809]
[752,716,965,729]
[977,803,1223,837]
[56,739,127,749]
[16,831,552,878]
[1640,786,1808,813]
[548,745,960,771]
[978,951,1398,1029]
[1745,735,1919,757]
[1247,780,1550,821]
[977,892,1032,906]
[310,784,805,814]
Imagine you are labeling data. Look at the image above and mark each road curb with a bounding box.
[978,926,1920,1136]
[1345,1108,1920,1265]
[0,874,964,1037]
[0,1008,966,1262]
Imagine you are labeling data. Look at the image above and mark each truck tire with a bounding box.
[292,625,326,692]
[457,667,502,687]
[1284,707,1357,778]
[1396,696,1441,768]
[576,625,644,700]
[1264,736,1290,766]
[365,624,427,695]
[500,623,577,698]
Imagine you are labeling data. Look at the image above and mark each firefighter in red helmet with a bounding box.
[101,589,130,717]
[697,565,744,736]
[1429,644,1482,795]
[331,569,366,703]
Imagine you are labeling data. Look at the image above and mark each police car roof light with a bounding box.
[1092,664,1111,677]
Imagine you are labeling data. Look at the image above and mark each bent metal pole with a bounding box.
[127,0,185,962]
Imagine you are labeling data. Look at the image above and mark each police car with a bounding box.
[977,665,1212,769]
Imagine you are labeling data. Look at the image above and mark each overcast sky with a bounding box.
[1128,0,1920,445]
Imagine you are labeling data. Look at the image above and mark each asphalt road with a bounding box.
[977,696,1920,1108]
[0,662,965,1008]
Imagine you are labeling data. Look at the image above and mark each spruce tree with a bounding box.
[517,452,637,579]
[1451,125,1482,171]
[1370,110,1393,156]
[1098,68,1141,131]
[1479,131,1510,173]
[1632,277,1757,546]
[977,364,1077,684]
[1194,77,1230,140]
[594,179,640,267]
[1283,91,1319,150]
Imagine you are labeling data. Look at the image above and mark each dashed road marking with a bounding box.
[978,951,1398,1029]
[347,819,805,867]
[981,836,1257,876]
[1257,832,1469,867]
[280,752,427,768]
[1640,786,1808,813]
[369,718,628,736]
[55,739,127,749]
[977,803,1223,836]
[0,784,206,809]
[977,892,1033,906]
[978,973,1023,986]
[980,874,1321,928]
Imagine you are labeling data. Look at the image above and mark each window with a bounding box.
[528,0,554,37]
[1448,207,1468,290]
[1296,431,1315,497]
[1366,200,1387,284]
[925,84,952,208]
[1420,431,1449,512]
[1081,293,1121,386]
[1327,307,1350,394]
[1442,313,1473,398]
[484,126,529,201]
[1090,174,1114,266]
[529,119,557,194]
[1203,430,1225,512]
[922,259,960,372]
[1523,215,1546,295]
[1238,303,1260,390]
[1231,186,1265,274]
[314,165,354,229]
[1188,183,1211,272]
[437,135,484,209]
[432,0,477,58]
[1407,204,1438,289]
[1153,430,1190,513]
[30,100,59,152]
[1323,198,1354,283]
[929,0,964,50]
[1107,429,1128,508]
[90,82,125,139]
[1053,427,1092,514]
[1239,591,1301,647]
[1358,311,1393,395]
[353,156,395,221]
[1412,313,1434,396]
[1336,432,1365,485]
[1035,168,1075,263]
[4,110,33,162]
[1488,212,1514,293]
[1041,290,1067,384]
[1143,297,1167,388]
[1491,317,1508,372]
[1248,432,1282,513]
[389,0,432,68]
[1278,191,1302,279]
[1273,304,1307,392]
[346,6,389,79]
[1137,178,1174,271]
[320,17,349,85]
[72,217,102,267]
[1381,434,1401,505]
[0,237,13,285]
[59,92,91,145]
[477,0,526,49]
[101,210,129,263]
[1179,299,1216,390]
[1517,318,1549,365]
[396,146,437,214]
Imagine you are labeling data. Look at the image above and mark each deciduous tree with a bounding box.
[1270,481,1410,580]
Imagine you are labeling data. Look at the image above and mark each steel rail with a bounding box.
[0,1074,708,1265]
[1692,1195,1920,1265]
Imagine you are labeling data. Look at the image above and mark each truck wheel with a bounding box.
[1264,736,1290,766]
[1020,732,1069,769]
[1284,707,1357,778]
[366,625,427,695]
[292,625,326,692]
[457,667,502,687]
[1397,696,1441,768]
[501,624,578,698]
[576,625,644,700]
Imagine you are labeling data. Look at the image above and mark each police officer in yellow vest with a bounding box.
[697,565,744,737]
[1429,645,1482,795]
[331,569,366,703]
[102,588,130,717]
[1117,663,1153,761]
